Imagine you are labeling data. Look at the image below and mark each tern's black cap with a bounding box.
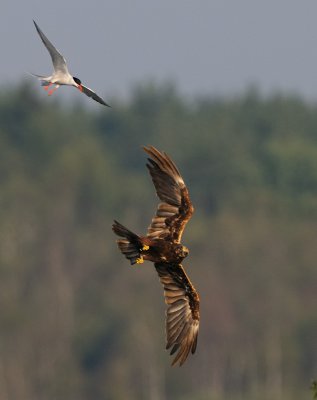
[73,77,81,85]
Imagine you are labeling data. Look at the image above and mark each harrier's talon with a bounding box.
[142,245,150,251]
[136,257,144,264]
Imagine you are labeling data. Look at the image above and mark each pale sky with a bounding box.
[1,0,317,101]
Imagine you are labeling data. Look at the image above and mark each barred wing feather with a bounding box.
[144,146,194,243]
[155,262,200,366]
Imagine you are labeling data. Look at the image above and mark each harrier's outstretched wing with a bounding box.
[143,146,194,243]
[155,262,200,366]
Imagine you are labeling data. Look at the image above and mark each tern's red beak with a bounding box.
[78,84,83,92]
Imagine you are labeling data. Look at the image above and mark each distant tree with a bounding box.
[311,380,317,399]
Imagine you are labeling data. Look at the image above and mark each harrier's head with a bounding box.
[174,244,189,261]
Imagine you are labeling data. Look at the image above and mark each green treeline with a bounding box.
[0,82,316,400]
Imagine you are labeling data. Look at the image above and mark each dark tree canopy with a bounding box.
[0,81,316,400]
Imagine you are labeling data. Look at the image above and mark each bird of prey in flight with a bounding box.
[112,146,200,366]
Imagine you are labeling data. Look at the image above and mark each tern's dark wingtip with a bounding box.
[33,20,40,31]
[99,99,111,107]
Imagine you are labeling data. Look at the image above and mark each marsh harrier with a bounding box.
[112,146,200,366]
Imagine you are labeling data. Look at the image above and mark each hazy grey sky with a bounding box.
[1,1,317,101]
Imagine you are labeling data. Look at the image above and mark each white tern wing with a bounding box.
[33,20,69,76]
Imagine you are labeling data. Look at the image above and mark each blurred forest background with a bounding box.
[0,81,316,400]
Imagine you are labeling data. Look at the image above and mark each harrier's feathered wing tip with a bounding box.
[143,145,183,184]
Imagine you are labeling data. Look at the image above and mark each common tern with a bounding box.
[32,20,110,107]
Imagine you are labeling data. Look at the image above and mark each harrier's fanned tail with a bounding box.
[112,220,142,265]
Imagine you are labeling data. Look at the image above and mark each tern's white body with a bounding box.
[32,20,110,106]
[40,73,77,87]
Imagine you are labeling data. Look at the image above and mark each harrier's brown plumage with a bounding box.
[112,146,200,366]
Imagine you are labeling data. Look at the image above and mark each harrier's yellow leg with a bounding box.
[135,245,149,264]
